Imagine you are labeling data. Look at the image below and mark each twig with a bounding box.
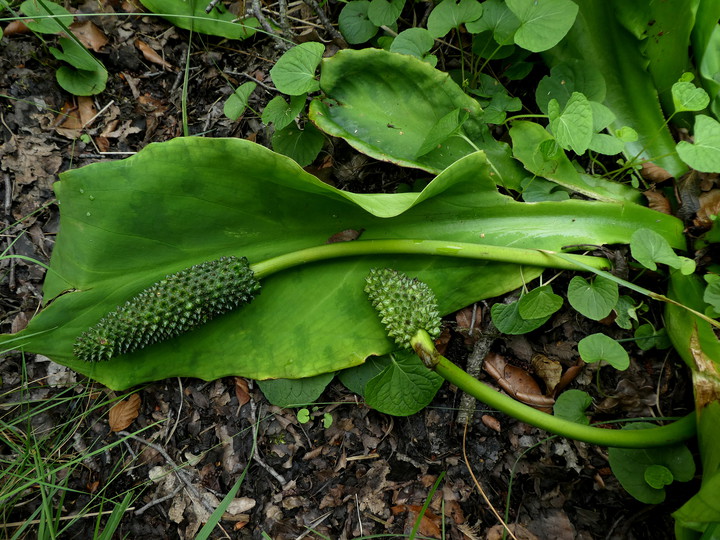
[252,0,291,50]
[164,377,184,445]
[302,0,346,43]
[134,484,183,515]
[249,399,288,485]
[118,431,215,515]
[456,314,497,426]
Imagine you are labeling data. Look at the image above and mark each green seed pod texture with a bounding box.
[74,256,260,362]
[364,268,441,349]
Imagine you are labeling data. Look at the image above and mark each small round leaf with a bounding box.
[578,333,629,370]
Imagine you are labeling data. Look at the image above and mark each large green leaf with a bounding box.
[139,0,258,40]
[543,0,687,177]
[0,138,685,389]
[308,48,525,190]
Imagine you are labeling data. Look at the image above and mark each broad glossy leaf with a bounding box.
[630,228,696,274]
[676,115,720,173]
[139,0,258,40]
[691,0,720,119]
[309,48,525,188]
[0,138,687,390]
[544,1,687,177]
[507,0,578,52]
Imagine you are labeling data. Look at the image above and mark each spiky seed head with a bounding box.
[364,268,442,349]
[74,256,260,362]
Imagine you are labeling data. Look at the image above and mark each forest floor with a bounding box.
[0,1,698,538]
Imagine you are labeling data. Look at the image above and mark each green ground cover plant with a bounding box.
[1,0,720,536]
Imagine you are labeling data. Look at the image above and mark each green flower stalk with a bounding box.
[364,268,696,449]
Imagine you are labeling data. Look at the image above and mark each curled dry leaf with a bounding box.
[135,39,174,70]
[530,353,562,395]
[3,20,31,36]
[643,189,672,215]
[481,414,501,432]
[69,21,109,52]
[109,393,141,432]
[483,352,555,410]
[640,161,673,183]
[54,96,98,139]
[486,523,539,540]
[695,189,720,229]
[234,376,251,406]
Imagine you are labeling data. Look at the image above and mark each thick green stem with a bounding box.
[250,239,609,279]
[411,330,696,448]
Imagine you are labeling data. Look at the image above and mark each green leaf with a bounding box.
[577,333,629,370]
[20,0,72,34]
[644,465,674,489]
[426,0,483,39]
[634,323,670,351]
[55,65,108,97]
[224,82,257,121]
[139,0,258,39]
[364,351,443,416]
[389,28,437,66]
[261,94,307,130]
[519,177,569,202]
[0,138,688,390]
[518,285,563,319]
[506,0,578,53]
[270,43,324,96]
[491,300,550,335]
[704,280,720,311]
[609,423,696,504]
[338,356,391,395]
[481,92,522,124]
[257,372,334,407]
[588,133,625,156]
[630,228,696,274]
[672,80,711,113]
[509,121,640,203]
[368,0,405,27]
[271,122,324,167]
[535,60,606,114]
[567,276,619,321]
[676,115,720,173]
[296,408,310,423]
[309,49,482,172]
[50,36,100,71]
[465,0,519,45]
[548,92,594,154]
[553,389,592,425]
[613,295,638,330]
[339,1,378,44]
[417,109,465,157]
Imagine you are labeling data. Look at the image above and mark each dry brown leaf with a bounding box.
[326,228,364,243]
[234,377,251,406]
[69,21,109,52]
[530,353,562,395]
[54,97,98,138]
[484,352,554,409]
[640,161,673,183]
[3,20,31,36]
[643,189,672,215]
[486,523,539,540]
[481,414,501,432]
[109,393,141,432]
[135,39,174,70]
[695,189,720,229]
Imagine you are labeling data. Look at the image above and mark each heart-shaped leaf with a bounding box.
[507,0,578,52]
[676,115,720,173]
[270,42,324,96]
[578,333,629,370]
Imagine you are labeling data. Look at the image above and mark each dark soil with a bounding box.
[0,1,696,539]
